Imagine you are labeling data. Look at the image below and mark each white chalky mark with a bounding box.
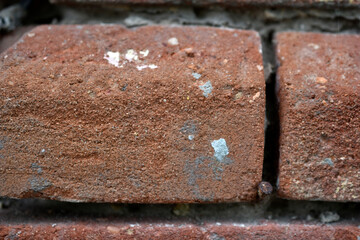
[27,33,35,37]
[199,81,213,97]
[104,51,121,68]
[320,211,340,223]
[136,64,158,71]
[257,65,263,71]
[192,72,201,79]
[168,37,179,46]
[125,49,138,62]
[140,49,149,57]
[188,135,194,140]
[211,138,229,162]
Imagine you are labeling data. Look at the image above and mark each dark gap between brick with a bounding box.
[1,197,360,224]
[261,29,280,187]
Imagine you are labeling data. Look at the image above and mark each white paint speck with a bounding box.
[252,92,261,101]
[199,81,213,97]
[308,43,320,50]
[136,64,158,71]
[125,49,139,62]
[40,149,46,153]
[188,135,194,140]
[104,51,121,68]
[257,65,263,71]
[168,37,179,46]
[192,72,201,79]
[140,49,149,57]
[27,33,35,37]
[211,138,229,162]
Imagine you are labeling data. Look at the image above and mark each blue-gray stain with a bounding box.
[29,176,52,192]
[184,157,213,201]
[0,140,4,150]
[208,156,232,180]
[180,120,197,135]
[211,138,229,162]
[121,83,128,91]
[322,158,334,167]
[31,163,43,174]
[192,72,201,79]
[199,81,213,97]
[210,233,226,240]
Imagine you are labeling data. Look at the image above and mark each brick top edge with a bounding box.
[276,31,360,38]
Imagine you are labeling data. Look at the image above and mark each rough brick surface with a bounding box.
[49,0,360,7]
[276,32,360,201]
[1,222,360,239]
[0,25,265,203]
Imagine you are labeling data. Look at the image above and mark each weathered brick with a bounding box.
[0,25,265,203]
[1,222,359,239]
[49,0,360,7]
[276,32,360,201]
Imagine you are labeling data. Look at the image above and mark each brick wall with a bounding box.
[0,0,359,239]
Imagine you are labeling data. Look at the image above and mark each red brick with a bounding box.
[276,32,360,201]
[49,0,360,7]
[0,222,359,239]
[0,25,265,203]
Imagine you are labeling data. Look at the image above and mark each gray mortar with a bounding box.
[0,3,360,225]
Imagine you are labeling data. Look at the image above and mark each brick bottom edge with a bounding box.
[1,222,360,239]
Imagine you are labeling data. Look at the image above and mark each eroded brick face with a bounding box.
[276,32,360,201]
[0,25,265,203]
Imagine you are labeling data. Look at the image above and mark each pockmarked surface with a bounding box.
[276,32,360,201]
[0,25,265,202]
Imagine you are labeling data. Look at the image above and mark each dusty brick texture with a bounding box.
[1,222,360,239]
[0,25,265,203]
[49,0,360,7]
[276,32,360,201]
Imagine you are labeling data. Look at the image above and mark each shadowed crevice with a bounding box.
[261,30,280,187]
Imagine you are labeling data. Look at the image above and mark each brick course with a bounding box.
[276,32,360,201]
[0,25,265,203]
[1,222,360,239]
